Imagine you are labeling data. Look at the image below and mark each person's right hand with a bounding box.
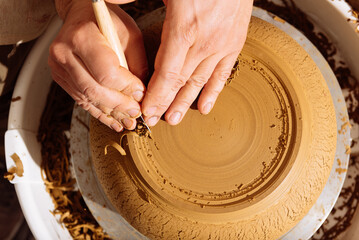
[49,0,147,132]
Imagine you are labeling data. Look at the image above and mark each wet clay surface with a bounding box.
[90,17,337,239]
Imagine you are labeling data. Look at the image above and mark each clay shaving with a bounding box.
[104,123,152,156]
[4,153,24,180]
[348,10,359,33]
[104,141,126,156]
[38,85,110,240]
[273,15,286,23]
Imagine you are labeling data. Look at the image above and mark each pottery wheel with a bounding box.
[90,16,337,239]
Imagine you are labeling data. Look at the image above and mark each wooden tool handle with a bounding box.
[92,0,151,132]
[92,0,128,70]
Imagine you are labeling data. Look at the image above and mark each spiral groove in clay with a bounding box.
[90,17,336,239]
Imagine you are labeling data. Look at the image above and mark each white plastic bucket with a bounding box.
[5,1,358,239]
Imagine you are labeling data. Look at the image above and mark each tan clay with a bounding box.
[90,16,337,239]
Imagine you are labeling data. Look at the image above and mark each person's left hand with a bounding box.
[141,0,253,126]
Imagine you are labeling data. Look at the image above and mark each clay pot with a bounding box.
[90,14,337,239]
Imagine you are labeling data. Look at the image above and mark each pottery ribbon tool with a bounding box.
[91,0,151,133]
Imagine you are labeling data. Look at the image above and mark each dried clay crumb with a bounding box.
[345,145,351,155]
[335,168,347,174]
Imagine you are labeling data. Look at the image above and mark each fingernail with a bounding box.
[121,118,134,129]
[203,102,213,114]
[127,108,141,118]
[110,123,123,132]
[169,112,181,124]
[147,116,159,126]
[133,91,144,102]
[145,106,157,116]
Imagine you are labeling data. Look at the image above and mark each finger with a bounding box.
[50,66,125,132]
[48,57,83,100]
[110,110,137,130]
[63,52,142,119]
[87,103,125,132]
[142,27,191,126]
[52,50,141,127]
[95,103,136,130]
[52,70,135,131]
[198,52,239,115]
[72,25,145,102]
[165,55,221,125]
[50,58,114,120]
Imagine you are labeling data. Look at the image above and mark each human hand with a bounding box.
[141,0,253,126]
[49,0,147,132]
